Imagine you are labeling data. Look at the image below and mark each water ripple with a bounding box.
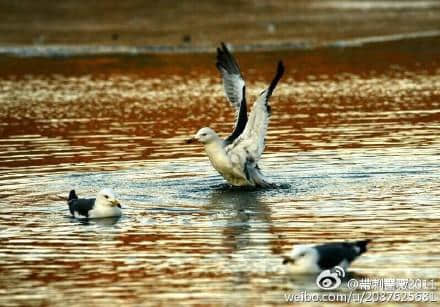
[0,48,439,306]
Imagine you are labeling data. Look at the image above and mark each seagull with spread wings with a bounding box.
[187,43,285,188]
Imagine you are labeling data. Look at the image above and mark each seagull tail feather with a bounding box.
[250,167,274,188]
[68,190,78,201]
[355,239,371,255]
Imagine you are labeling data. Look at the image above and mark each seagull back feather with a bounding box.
[68,198,95,217]
[315,240,371,269]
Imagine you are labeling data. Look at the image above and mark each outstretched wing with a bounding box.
[226,61,285,165]
[216,42,248,145]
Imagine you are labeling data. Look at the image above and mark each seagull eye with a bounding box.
[298,252,305,257]
[104,195,109,199]
[202,133,207,136]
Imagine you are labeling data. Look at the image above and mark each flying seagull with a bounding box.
[282,240,371,274]
[187,42,285,187]
[67,188,122,219]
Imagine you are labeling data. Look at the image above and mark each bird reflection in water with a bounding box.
[205,187,284,284]
[74,216,122,226]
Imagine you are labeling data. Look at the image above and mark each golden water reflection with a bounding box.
[0,41,440,306]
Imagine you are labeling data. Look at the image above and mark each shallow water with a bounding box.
[0,38,440,306]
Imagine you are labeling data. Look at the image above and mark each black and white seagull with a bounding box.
[187,43,285,187]
[67,188,122,219]
[282,240,371,274]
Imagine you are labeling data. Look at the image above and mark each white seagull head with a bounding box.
[193,127,219,144]
[96,188,120,207]
[283,244,320,274]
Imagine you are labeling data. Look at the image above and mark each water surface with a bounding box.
[0,38,439,306]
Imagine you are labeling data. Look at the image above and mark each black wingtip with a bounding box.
[218,42,228,59]
[216,42,241,75]
[68,190,78,201]
[267,60,285,98]
[277,60,285,76]
[216,44,228,71]
[220,42,230,54]
[217,42,230,58]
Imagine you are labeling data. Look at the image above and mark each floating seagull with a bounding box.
[187,43,284,187]
[67,188,122,219]
[282,240,371,274]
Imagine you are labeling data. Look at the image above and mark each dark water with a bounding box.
[0,38,440,306]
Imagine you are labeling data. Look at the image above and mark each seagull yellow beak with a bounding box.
[111,200,120,207]
[185,138,196,144]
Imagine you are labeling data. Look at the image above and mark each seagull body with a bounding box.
[189,43,284,188]
[283,240,371,274]
[67,188,122,219]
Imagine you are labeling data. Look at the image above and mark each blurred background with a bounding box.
[0,0,439,48]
